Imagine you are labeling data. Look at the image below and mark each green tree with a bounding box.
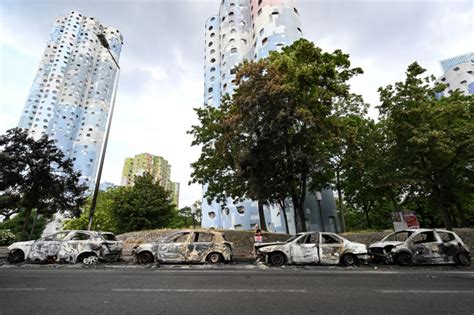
[0,209,47,241]
[64,187,119,233]
[111,173,177,233]
[378,63,474,229]
[0,128,87,239]
[189,39,363,232]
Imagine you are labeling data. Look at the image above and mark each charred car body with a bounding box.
[368,229,471,266]
[132,230,233,264]
[255,232,368,266]
[7,230,123,265]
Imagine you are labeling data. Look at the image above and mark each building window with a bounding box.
[230,47,237,53]
[294,7,299,14]
[262,37,268,45]
[259,28,264,36]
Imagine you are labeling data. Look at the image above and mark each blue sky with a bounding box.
[0,0,472,208]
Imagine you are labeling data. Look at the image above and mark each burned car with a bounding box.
[133,230,233,264]
[255,231,368,266]
[7,230,123,265]
[368,229,471,266]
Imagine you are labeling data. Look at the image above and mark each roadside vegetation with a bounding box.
[189,38,474,232]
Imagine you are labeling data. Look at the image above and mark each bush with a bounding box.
[0,229,16,246]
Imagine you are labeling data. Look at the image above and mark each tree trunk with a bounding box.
[293,195,307,233]
[279,200,290,234]
[258,200,267,231]
[20,208,32,241]
[432,186,453,230]
[336,183,346,233]
[454,197,468,227]
[29,210,39,239]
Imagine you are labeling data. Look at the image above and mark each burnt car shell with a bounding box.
[368,229,471,266]
[7,230,123,264]
[133,230,233,264]
[255,232,368,266]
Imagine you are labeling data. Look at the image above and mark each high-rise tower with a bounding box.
[121,153,180,207]
[435,52,474,97]
[201,1,340,234]
[18,11,123,188]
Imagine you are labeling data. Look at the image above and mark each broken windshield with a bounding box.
[383,231,414,242]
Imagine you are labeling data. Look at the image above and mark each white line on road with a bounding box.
[0,288,46,291]
[376,290,474,294]
[112,288,308,293]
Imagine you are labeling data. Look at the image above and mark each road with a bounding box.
[0,267,473,314]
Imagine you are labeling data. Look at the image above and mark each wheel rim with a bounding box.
[10,251,24,263]
[459,254,470,266]
[399,255,411,266]
[83,255,98,265]
[344,255,355,266]
[139,253,152,264]
[209,253,220,264]
[271,254,284,266]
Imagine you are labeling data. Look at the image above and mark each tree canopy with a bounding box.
[0,128,87,239]
[65,173,183,234]
[189,39,364,232]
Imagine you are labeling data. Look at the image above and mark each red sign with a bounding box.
[403,212,420,229]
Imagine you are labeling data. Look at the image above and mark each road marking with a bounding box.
[112,288,308,293]
[0,288,46,291]
[376,290,474,294]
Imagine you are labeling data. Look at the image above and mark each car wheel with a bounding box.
[396,253,413,266]
[137,251,154,264]
[207,252,222,265]
[341,253,358,266]
[269,252,286,266]
[79,253,99,265]
[8,249,25,264]
[457,252,471,266]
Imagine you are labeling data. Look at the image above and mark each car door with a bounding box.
[99,233,122,253]
[408,231,445,264]
[290,233,319,264]
[157,232,191,262]
[318,233,345,265]
[29,231,70,262]
[187,232,214,262]
[58,231,93,262]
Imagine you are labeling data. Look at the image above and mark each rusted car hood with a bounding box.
[255,242,285,249]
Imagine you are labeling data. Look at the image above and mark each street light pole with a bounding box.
[315,192,325,232]
[87,33,121,231]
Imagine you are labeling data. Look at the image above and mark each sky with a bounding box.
[0,0,473,208]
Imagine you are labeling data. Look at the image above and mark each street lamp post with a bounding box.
[315,192,325,232]
[87,33,121,231]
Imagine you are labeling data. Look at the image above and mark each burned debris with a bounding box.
[368,229,471,266]
[132,230,233,264]
[7,230,123,265]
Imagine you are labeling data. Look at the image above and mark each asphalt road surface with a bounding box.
[0,267,473,314]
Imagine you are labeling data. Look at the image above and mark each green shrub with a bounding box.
[0,229,16,246]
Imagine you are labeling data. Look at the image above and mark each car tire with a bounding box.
[457,252,471,266]
[341,253,358,266]
[396,253,413,266]
[137,251,154,264]
[269,252,286,266]
[78,253,99,265]
[207,252,223,265]
[8,249,25,264]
